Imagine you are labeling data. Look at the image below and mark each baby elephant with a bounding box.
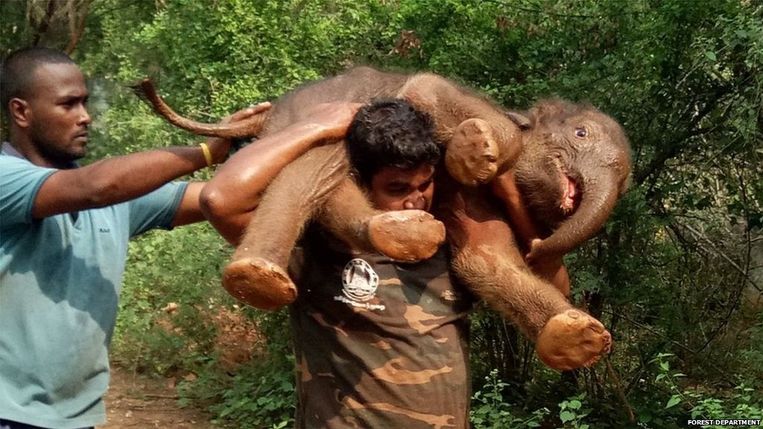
[136,67,631,371]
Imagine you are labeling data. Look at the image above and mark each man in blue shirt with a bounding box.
[0,47,357,429]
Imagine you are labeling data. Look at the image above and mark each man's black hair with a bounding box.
[1,47,75,119]
[346,98,441,184]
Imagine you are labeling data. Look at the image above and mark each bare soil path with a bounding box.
[100,366,216,428]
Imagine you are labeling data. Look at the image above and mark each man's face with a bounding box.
[368,164,435,212]
[22,63,91,166]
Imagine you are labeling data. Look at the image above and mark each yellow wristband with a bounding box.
[199,142,213,167]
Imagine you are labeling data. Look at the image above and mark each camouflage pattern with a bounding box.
[289,226,474,429]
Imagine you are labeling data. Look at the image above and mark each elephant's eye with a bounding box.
[574,127,588,138]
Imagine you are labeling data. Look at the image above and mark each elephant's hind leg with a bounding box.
[317,177,446,262]
[223,144,349,309]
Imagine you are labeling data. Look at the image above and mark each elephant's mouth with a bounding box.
[561,174,579,215]
[553,158,580,216]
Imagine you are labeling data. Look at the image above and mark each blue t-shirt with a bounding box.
[0,144,188,428]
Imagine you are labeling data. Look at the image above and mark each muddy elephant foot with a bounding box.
[535,309,612,371]
[368,210,446,262]
[445,118,500,186]
[222,257,297,310]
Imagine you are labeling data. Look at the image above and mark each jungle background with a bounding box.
[1,0,762,427]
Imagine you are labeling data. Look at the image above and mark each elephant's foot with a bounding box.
[222,257,297,310]
[368,210,446,262]
[445,118,500,186]
[535,309,612,371]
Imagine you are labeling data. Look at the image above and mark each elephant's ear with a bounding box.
[505,111,532,130]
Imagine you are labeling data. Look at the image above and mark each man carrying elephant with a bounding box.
[200,91,628,426]
[203,98,476,428]
[142,66,628,372]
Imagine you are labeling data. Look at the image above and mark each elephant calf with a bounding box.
[136,67,631,370]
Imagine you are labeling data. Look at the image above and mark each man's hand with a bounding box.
[206,102,271,164]
[299,102,362,141]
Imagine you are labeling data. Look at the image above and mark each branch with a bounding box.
[601,309,734,379]
[605,357,635,423]
[635,87,736,185]
[31,0,57,46]
[677,222,762,293]
[65,0,91,55]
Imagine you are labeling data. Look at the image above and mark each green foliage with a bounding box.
[558,393,592,429]
[631,352,763,427]
[3,0,762,426]
[210,357,295,428]
[740,319,763,377]
[180,353,296,429]
[471,369,549,429]
[688,385,763,425]
[113,223,232,373]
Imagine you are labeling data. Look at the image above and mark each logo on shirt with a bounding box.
[335,258,385,311]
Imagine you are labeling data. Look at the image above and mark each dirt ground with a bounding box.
[100,366,216,429]
[99,305,260,428]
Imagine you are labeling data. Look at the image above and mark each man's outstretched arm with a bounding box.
[32,104,270,220]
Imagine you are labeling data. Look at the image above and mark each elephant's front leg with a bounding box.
[398,74,523,186]
[445,118,502,186]
[223,144,349,310]
[317,177,446,262]
[438,182,612,371]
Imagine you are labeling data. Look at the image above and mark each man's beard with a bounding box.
[30,124,85,168]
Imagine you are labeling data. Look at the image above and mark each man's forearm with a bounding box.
[33,145,209,219]
[200,123,337,243]
[200,101,360,244]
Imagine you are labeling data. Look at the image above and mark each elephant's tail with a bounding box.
[131,78,271,138]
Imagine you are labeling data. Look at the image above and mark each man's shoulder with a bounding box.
[0,152,31,169]
[0,148,60,227]
[0,145,57,177]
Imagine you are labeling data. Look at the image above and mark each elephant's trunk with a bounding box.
[531,169,620,260]
[132,79,271,138]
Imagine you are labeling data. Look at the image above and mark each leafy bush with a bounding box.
[471,369,549,429]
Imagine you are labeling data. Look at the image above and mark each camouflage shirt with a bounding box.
[289,226,474,429]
